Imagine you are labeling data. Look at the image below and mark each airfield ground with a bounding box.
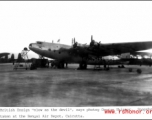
[0,63,152,107]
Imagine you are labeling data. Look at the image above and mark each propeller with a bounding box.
[90,35,101,47]
[72,37,78,48]
[90,35,95,47]
[91,35,93,42]
[74,38,76,44]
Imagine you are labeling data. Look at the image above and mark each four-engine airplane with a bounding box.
[29,36,152,69]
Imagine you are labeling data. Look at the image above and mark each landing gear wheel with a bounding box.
[129,68,133,72]
[137,69,142,74]
[78,62,87,70]
[105,67,110,71]
[57,62,65,69]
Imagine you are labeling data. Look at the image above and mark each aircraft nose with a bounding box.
[29,43,33,50]
[29,43,32,47]
[29,43,42,51]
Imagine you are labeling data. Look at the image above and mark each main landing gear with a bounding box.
[78,61,87,70]
[118,65,125,68]
[128,68,142,74]
[51,61,68,69]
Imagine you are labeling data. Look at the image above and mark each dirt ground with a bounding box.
[0,63,152,107]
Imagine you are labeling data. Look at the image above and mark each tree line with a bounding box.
[0,53,31,63]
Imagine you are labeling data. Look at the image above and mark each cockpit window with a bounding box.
[37,41,42,44]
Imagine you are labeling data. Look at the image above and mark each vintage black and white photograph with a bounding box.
[0,1,152,107]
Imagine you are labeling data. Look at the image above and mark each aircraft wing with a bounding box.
[88,41,152,58]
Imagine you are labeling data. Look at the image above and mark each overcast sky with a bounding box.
[1,1,152,58]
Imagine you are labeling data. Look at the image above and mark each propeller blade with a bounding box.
[91,35,93,41]
[72,38,73,45]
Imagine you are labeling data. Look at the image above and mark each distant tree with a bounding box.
[11,54,14,61]
[5,55,8,62]
[10,54,15,64]
[17,53,23,62]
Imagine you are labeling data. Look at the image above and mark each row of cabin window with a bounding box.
[48,49,61,54]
